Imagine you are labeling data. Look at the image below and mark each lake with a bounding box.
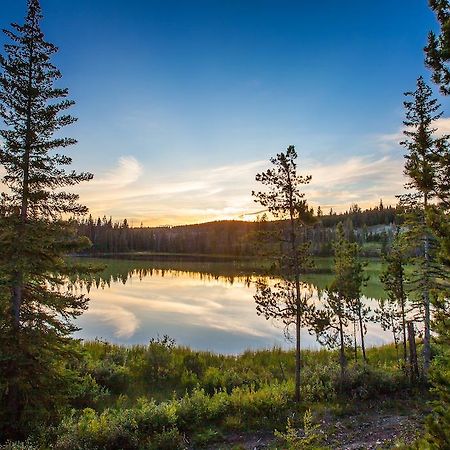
[72,257,392,354]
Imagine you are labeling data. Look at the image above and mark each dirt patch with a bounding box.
[322,411,423,449]
[204,406,425,449]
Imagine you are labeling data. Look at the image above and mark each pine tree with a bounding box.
[0,0,93,439]
[378,228,409,366]
[399,76,449,377]
[252,145,314,402]
[425,0,450,95]
[314,289,352,379]
[313,223,369,375]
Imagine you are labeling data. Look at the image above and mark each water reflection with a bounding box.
[72,258,392,354]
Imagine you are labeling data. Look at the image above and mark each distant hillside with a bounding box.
[77,204,402,257]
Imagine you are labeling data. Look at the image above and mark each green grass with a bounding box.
[3,341,425,449]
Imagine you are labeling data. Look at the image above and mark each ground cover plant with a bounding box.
[0,340,428,449]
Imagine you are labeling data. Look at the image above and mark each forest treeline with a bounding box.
[77,203,401,257]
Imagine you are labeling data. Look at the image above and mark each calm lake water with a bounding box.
[72,257,392,354]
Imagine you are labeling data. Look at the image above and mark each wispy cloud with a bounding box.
[375,116,450,151]
[303,154,405,210]
[88,156,143,188]
[76,150,406,225]
[87,303,140,338]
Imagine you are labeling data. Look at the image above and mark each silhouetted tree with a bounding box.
[399,76,449,376]
[313,223,368,375]
[252,145,314,402]
[378,228,410,366]
[0,0,93,439]
[426,0,450,95]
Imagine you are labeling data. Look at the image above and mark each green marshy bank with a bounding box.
[10,340,426,450]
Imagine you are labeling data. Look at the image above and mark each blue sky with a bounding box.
[1,0,448,225]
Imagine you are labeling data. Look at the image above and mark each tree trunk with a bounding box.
[358,306,367,363]
[287,173,302,403]
[338,315,347,381]
[423,196,431,377]
[407,321,419,382]
[7,29,35,439]
[295,298,301,402]
[392,320,400,367]
[400,289,408,365]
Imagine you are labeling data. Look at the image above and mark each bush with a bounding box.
[340,364,408,399]
[301,363,338,402]
[53,382,295,449]
[148,427,186,450]
[90,362,131,395]
[55,408,139,450]
[190,428,223,448]
[0,441,38,450]
[228,382,292,427]
[274,409,323,450]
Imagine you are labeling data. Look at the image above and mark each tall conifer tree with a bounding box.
[399,76,449,377]
[313,223,368,376]
[426,0,450,95]
[0,0,93,438]
[378,229,409,366]
[252,145,314,402]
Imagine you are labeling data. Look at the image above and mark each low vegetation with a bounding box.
[0,340,429,449]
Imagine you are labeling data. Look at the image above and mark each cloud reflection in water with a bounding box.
[74,266,392,354]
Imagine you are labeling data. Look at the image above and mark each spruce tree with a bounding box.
[252,145,314,402]
[0,0,93,439]
[408,3,450,445]
[378,228,409,366]
[313,223,369,375]
[399,76,449,377]
[425,0,450,95]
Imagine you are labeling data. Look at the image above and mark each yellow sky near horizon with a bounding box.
[73,117,450,227]
[3,118,450,227]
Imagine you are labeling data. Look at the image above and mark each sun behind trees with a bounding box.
[0,0,94,439]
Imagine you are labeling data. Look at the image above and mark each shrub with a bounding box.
[191,428,223,448]
[90,362,131,395]
[274,409,323,450]
[340,364,408,399]
[0,441,38,450]
[148,427,186,450]
[55,408,139,450]
[301,364,338,402]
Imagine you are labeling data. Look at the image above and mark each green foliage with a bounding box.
[252,145,315,402]
[191,427,223,447]
[338,364,409,400]
[312,223,369,375]
[0,340,413,448]
[399,76,450,377]
[419,316,450,449]
[377,228,409,365]
[274,410,323,449]
[148,427,187,450]
[300,364,338,402]
[53,384,291,449]
[426,0,450,95]
[0,441,38,450]
[0,0,94,440]
[42,342,411,449]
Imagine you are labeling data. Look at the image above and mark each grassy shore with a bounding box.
[3,340,428,449]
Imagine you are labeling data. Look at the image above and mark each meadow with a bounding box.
[2,338,427,450]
